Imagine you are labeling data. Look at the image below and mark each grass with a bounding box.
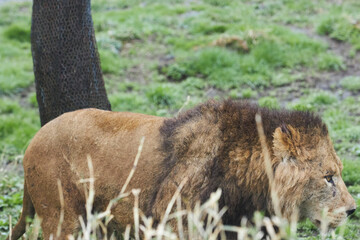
[0,38,33,93]
[317,14,360,52]
[0,98,39,160]
[3,23,30,43]
[0,9,32,93]
[0,0,360,239]
[0,161,23,238]
[341,76,360,91]
[258,96,280,109]
[316,53,346,71]
[240,88,258,99]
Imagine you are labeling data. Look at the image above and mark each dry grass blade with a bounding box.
[120,137,145,195]
[97,137,145,220]
[176,196,185,240]
[56,179,65,238]
[255,113,281,217]
[140,212,155,240]
[263,217,278,240]
[187,207,194,240]
[320,207,330,240]
[123,224,131,240]
[132,189,141,240]
[156,177,188,240]
[290,209,299,239]
[8,215,12,240]
[85,155,95,240]
[177,96,191,116]
[29,216,41,240]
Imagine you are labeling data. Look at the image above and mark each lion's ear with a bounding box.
[273,124,301,158]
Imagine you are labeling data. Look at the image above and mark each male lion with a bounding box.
[9,100,356,239]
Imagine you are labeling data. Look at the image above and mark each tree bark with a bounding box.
[31,0,111,126]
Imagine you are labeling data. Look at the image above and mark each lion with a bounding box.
[9,100,356,239]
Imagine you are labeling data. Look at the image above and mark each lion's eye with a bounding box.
[325,175,334,184]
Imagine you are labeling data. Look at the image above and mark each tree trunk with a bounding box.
[31,0,111,126]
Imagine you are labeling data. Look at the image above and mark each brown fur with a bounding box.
[9,100,356,239]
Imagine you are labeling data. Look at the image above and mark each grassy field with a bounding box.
[1,0,360,239]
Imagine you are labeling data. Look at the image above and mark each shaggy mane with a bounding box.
[160,99,327,160]
[152,99,328,222]
[160,100,328,146]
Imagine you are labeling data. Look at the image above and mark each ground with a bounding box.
[0,0,360,239]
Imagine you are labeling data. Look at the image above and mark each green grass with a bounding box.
[341,76,360,91]
[258,96,280,109]
[317,14,360,51]
[0,36,33,93]
[0,98,40,158]
[316,53,346,71]
[240,88,258,99]
[99,49,128,75]
[3,23,30,43]
[0,3,33,93]
[343,159,360,185]
[0,171,23,237]
[1,0,360,238]
[146,83,185,109]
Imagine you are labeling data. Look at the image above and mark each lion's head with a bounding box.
[272,124,356,229]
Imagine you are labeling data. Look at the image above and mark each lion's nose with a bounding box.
[346,208,356,217]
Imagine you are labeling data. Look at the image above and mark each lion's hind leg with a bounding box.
[39,207,82,240]
[37,183,84,239]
